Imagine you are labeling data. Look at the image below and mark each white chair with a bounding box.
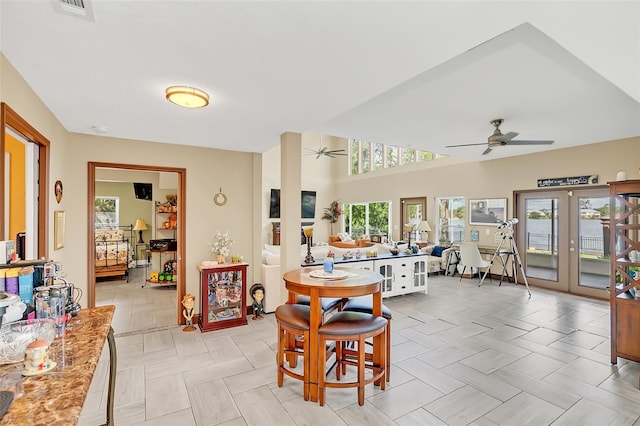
[458,242,492,283]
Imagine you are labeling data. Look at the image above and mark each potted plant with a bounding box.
[322,200,342,235]
[209,231,234,264]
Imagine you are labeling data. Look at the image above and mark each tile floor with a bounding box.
[80,270,640,425]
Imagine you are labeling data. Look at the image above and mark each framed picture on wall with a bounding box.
[469,198,507,225]
[54,210,65,250]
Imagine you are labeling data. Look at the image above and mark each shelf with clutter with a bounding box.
[144,195,178,288]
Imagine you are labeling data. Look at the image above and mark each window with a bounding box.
[386,145,398,168]
[343,201,391,239]
[373,143,384,171]
[400,147,415,165]
[95,196,119,228]
[361,141,370,173]
[350,139,360,175]
[349,139,444,175]
[435,197,465,244]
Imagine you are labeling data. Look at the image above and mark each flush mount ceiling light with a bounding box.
[165,86,209,108]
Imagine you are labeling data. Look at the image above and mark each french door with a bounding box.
[515,187,610,298]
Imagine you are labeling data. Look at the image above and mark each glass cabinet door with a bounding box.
[413,259,427,289]
[207,270,243,322]
[377,263,394,295]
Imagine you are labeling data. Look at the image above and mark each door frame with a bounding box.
[87,162,187,325]
[514,185,608,298]
[400,197,426,242]
[1,103,49,259]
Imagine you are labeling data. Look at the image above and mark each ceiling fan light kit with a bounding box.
[446,118,554,155]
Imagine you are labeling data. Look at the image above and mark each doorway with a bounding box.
[1,103,49,259]
[515,187,610,298]
[400,197,426,242]
[87,162,187,330]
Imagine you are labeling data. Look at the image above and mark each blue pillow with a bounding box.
[431,246,446,257]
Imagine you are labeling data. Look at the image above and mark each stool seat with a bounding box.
[275,304,310,330]
[319,311,387,336]
[296,296,343,312]
[342,296,392,319]
[318,311,387,406]
[342,295,392,382]
[276,304,311,400]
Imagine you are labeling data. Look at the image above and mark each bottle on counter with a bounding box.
[323,257,334,274]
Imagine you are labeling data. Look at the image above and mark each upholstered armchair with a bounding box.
[420,244,458,274]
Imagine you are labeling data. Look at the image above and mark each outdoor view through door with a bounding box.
[516,188,610,298]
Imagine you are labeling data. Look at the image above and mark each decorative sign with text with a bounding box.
[537,175,598,188]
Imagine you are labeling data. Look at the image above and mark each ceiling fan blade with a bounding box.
[507,140,554,146]
[482,147,493,155]
[495,131,518,142]
[446,142,490,148]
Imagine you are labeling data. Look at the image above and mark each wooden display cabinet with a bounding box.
[198,262,248,332]
[610,179,640,364]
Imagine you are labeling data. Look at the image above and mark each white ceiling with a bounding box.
[1,1,638,161]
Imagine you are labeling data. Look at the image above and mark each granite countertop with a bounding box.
[0,305,115,426]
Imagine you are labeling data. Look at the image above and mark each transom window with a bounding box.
[349,139,446,175]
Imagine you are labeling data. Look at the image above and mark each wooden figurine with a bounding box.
[182,293,196,332]
[250,283,265,320]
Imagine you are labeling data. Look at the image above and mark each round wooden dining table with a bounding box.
[282,267,384,403]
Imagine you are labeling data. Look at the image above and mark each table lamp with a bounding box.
[404,224,415,247]
[133,219,148,244]
[416,221,431,242]
[303,226,314,263]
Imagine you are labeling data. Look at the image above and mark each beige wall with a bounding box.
[261,132,339,245]
[335,137,640,246]
[1,54,69,265]
[1,53,259,311]
[66,134,256,307]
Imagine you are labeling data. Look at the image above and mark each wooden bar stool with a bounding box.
[317,311,387,406]
[276,304,311,400]
[342,296,393,381]
[295,296,344,316]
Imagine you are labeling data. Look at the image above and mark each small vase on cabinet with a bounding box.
[216,254,225,264]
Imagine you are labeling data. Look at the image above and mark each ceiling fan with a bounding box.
[305,146,347,159]
[446,119,554,155]
[304,134,347,159]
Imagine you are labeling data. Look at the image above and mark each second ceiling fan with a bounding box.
[446,119,554,155]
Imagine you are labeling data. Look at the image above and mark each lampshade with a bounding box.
[165,86,209,108]
[133,219,148,231]
[303,226,313,238]
[417,221,431,232]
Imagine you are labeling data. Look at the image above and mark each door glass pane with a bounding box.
[524,198,559,281]
[578,195,610,289]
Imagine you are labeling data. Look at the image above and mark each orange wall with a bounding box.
[5,133,26,239]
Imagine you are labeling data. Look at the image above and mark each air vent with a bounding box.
[51,0,95,22]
